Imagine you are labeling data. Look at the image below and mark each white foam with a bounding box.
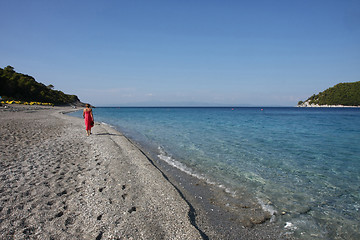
[224,187,237,197]
[284,222,297,230]
[157,146,240,199]
[101,122,113,128]
[354,204,360,211]
[157,146,216,186]
[257,197,278,222]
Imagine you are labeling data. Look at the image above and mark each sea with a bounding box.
[69,107,360,239]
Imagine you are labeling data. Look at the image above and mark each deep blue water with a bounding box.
[69,107,360,239]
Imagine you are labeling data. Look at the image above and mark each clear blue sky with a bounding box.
[1,0,359,106]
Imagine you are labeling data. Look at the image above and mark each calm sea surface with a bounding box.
[70,107,360,239]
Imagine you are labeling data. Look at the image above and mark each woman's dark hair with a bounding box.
[86,104,90,108]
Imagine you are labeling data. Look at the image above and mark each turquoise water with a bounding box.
[70,107,360,239]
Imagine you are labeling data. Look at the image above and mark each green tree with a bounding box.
[299,81,360,106]
[0,66,81,105]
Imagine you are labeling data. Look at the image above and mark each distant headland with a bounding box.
[298,81,360,107]
[0,66,84,106]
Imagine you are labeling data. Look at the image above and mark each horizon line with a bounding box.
[92,105,296,108]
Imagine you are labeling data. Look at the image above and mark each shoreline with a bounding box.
[0,105,202,239]
[116,131,292,239]
[297,103,360,108]
[0,105,291,239]
[71,108,293,239]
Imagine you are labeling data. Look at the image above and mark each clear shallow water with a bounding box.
[70,107,360,239]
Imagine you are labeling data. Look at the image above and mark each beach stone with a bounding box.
[241,217,255,228]
[297,206,312,215]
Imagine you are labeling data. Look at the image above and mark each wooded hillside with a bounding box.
[0,66,81,105]
[298,81,360,106]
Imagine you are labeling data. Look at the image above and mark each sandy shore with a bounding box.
[0,105,204,239]
[0,105,292,240]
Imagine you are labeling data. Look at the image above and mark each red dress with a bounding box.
[84,110,93,131]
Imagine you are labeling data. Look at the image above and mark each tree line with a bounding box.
[298,81,360,106]
[0,66,81,105]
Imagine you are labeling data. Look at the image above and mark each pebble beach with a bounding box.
[0,105,290,240]
[0,105,204,239]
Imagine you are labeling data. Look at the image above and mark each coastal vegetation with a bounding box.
[0,66,81,105]
[298,81,360,106]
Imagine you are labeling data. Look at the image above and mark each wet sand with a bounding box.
[0,105,292,239]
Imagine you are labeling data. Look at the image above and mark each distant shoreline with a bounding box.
[297,103,360,108]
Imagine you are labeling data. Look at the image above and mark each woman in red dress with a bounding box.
[83,104,94,136]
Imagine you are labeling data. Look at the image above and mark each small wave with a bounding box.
[284,222,297,231]
[257,197,278,222]
[101,122,110,126]
[157,146,216,186]
[101,121,115,128]
[157,146,242,199]
[218,184,237,197]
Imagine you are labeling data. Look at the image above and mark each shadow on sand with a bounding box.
[95,133,123,136]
